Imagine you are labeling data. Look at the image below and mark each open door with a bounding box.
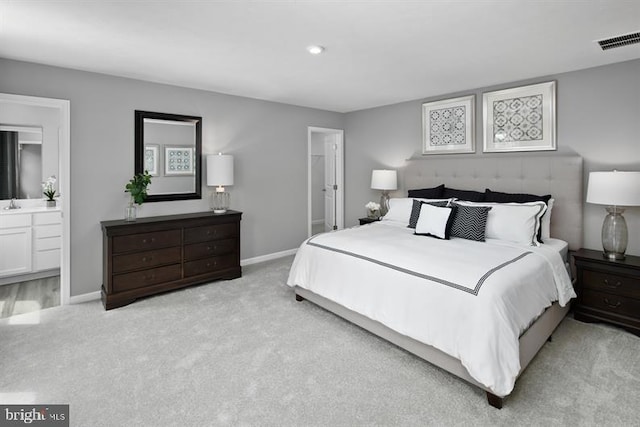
[308,127,344,237]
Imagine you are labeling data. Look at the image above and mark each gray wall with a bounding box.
[0,58,343,297]
[1,56,638,298]
[344,59,640,256]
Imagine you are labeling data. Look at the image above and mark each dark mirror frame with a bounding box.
[134,110,202,202]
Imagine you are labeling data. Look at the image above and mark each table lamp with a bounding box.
[586,170,640,260]
[371,169,397,216]
[207,153,234,213]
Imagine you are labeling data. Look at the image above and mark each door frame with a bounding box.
[307,126,344,238]
[0,93,71,305]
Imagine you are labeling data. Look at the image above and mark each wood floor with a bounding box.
[0,276,60,319]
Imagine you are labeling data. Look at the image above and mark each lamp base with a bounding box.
[601,206,627,261]
[211,190,230,213]
[379,191,390,216]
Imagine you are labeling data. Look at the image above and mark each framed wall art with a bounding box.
[422,95,475,155]
[144,144,159,176]
[483,81,556,152]
[164,146,194,175]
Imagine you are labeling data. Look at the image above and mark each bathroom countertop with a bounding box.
[0,205,61,215]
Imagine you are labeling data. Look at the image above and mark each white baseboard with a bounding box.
[312,219,324,226]
[67,249,297,303]
[69,290,101,304]
[240,248,297,266]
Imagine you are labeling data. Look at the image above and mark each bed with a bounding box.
[287,154,583,408]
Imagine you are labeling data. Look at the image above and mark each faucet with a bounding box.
[4,198,21,210]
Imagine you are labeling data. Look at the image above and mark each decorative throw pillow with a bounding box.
[407,184,445,199]
[450,203,492,242]
[484,189,552,243]
[442,187,486,202]
[408,199,450,229]
[414,203,456,240]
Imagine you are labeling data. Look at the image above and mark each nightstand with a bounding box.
[359,217,381,225]
[573,248,640,337]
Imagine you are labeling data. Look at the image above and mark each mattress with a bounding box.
[287,221,575,396]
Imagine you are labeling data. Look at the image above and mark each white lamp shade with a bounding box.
[586,171,640,206]
[206,154,234,186]
[371,169,397,190]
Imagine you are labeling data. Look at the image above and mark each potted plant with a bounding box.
[42,175,57,207]
[124,171,152,221]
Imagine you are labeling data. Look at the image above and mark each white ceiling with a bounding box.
[1,1,639,113]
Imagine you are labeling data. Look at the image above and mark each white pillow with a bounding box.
[455,201,547,246]
[382,197,450,225]
[414,203,454,239]
[541,198,554,240]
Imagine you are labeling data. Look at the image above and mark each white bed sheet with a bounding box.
[287,222,575,397]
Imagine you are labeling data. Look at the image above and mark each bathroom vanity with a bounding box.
[0,207,62,277]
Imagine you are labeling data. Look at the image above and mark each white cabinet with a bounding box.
[0,210,61,277]
[33,211,62,271]
[0,214,33,276]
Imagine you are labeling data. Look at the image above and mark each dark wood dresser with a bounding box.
[573,248,640,336]
[101,210,241,309]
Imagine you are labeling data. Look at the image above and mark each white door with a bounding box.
[324,138,336,231]
[308,127,344,238]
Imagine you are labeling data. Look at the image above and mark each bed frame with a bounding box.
[294,154,583,408]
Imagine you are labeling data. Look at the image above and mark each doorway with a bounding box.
[307,127,344,237]
[0,93,71,315]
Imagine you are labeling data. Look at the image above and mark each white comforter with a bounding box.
[286,221,575,397]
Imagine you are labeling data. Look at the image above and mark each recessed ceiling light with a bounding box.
[307,45,325,55]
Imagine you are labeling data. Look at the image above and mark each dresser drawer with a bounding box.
[35,235,61,251]
[582,269,640,299]
[112,246,182,274]
[184,254,236,277]
[112,230,181,254]
[33,211,61,225]
[184,238,236,261]
[34,224,62,239]
[35,249,60,271]
[113,264,182,292]
[184,223,236,244]
[581,289,640,318]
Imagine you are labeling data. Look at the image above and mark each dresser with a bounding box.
[101,211,241,310]
[573,248,640,336]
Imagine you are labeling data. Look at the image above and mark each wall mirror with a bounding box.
[134,110,202,202]
[0,125,44,200]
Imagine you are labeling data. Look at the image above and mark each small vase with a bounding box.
[46,200,56,208]
[367,209,380,219]
[125,204,137,222]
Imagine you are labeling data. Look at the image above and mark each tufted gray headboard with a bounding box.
[403,154,583,250]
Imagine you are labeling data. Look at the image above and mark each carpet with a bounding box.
[1,256,638,426]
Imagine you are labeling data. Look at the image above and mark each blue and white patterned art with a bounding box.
[422,95,475,155]
[483,81,556,153]
[165,147,194,175]
[492,95,543,143]
[429,106,467,146]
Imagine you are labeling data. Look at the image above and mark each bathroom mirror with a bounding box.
[134,110,202,202]
[0,125,43,200]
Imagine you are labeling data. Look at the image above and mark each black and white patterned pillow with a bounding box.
[408,199,450,229]
[450,203,492,241]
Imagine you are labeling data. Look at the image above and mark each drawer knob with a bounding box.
[603,298,621,309]
[603,279,621,288]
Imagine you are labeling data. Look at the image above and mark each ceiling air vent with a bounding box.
[597,31,640,50]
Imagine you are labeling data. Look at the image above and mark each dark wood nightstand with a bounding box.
[573,248,640,336]
[359,217,381,225]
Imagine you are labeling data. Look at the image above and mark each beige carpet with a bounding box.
[0,256,638,426]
